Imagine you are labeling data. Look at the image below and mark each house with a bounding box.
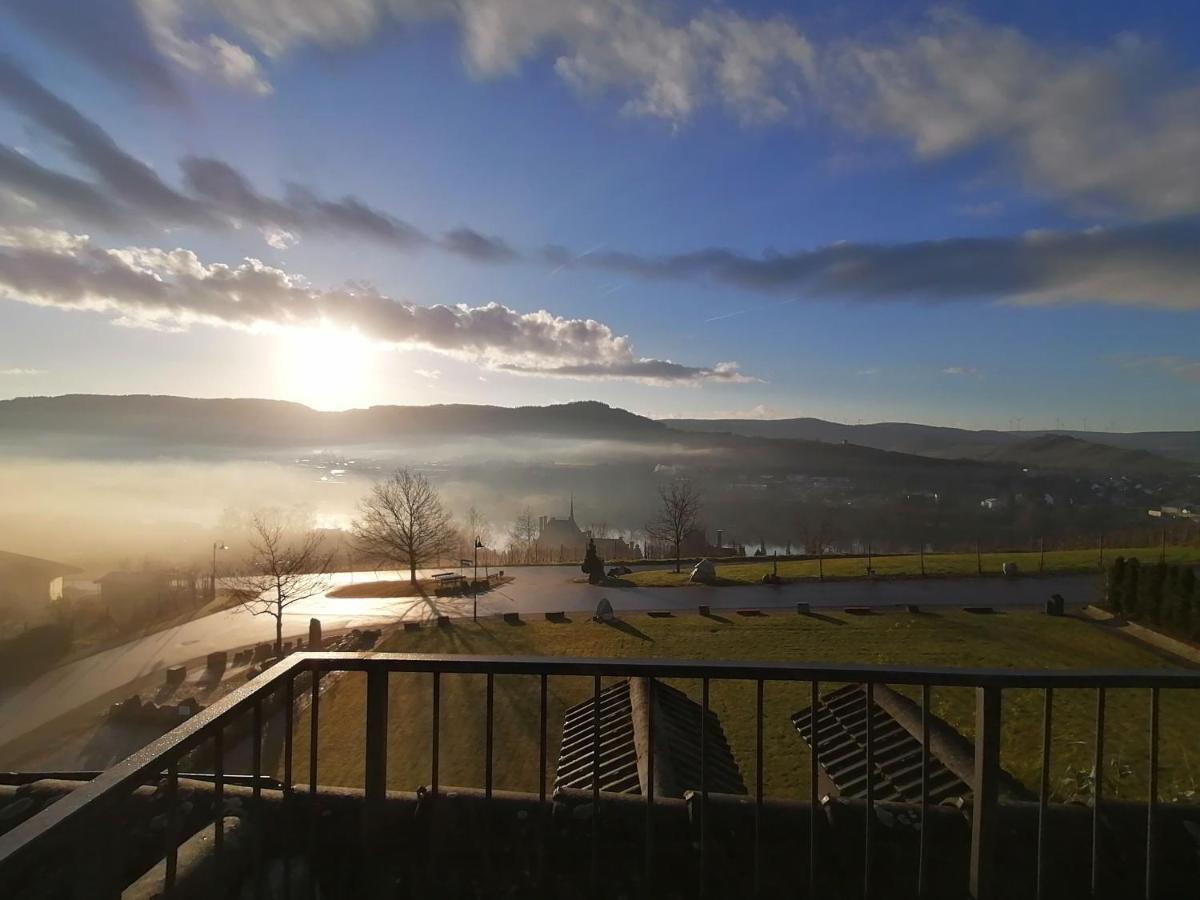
[0,549,80,628]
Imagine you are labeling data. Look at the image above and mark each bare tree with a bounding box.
[464,505,492,549]
[646,479,702,573]
[231,511,333,654]
[510,506,538,563]
[353,468,456,583]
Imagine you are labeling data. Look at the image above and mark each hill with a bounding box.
[664,417,1199,469]
[965,434,1189,474]
[0,394,1001,485]
[0,395,666,449]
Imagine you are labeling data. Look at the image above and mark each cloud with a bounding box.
[0,62,514,257]
[413,368,442,381]
[498,359,754,384]
[4,0,186,103]
[856,368,879,376]
[0,54,214,226]
[261,227,297,250]
[137,0,271,95]
[1117,356,1200,383]
[13,5,1200,220]
[834,10,1200,218]
[440,227,519,263]
[548,219,1200,310]
[0,367,46,376]
[0,145,129,226]
[942,366,981,377]
[50,1,816,125]
[0,227,748,385]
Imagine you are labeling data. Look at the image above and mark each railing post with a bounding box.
[364,666,389,897]
[970,686,1001,900]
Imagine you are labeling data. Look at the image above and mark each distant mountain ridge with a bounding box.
[663,416,1200,467]
[3,394,1190,476]
[0,394,1001,481]
[0,395,666,447]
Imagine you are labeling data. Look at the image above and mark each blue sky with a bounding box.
[0,1,1197,429]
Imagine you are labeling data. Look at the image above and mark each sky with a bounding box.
[0,0,1197,430]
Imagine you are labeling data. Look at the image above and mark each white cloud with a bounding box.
[0,367,45,376]
[137,0,273,95]
[0,227,750,385]
[836,10,1200,218]
[134,0,815,124]
[261,227,298,250]
[413,368,442,380]
[942,366,981,377]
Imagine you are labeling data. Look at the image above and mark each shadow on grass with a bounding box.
[799,611,846,626]
[700,611,734,625]
[602,618,652,641]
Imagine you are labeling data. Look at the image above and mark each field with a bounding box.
[287,609,1200,805]
[624,544,1200,587]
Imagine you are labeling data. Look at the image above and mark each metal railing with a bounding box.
[1,652,1198,899]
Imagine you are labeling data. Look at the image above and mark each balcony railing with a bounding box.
[1,652,1198,899]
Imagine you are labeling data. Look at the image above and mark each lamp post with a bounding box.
[473,537,483,622]
[210,540,228,602]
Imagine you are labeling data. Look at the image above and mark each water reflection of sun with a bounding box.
[276,325,376,410]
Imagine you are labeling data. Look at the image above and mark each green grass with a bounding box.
[287,609,1200,805]
[624,545,1200,587]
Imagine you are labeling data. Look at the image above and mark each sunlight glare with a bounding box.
[276,325,377,410]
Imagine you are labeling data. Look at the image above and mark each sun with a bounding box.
[275,325,377,410]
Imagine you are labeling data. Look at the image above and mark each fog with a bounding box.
[0,439,679,575]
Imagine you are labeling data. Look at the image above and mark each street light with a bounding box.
[211,540,228,602]
[473,537,484,622]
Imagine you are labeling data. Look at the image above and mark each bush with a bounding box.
[1110,557,1200,645]
[1107,556,1126,614]
[0,623,73,686]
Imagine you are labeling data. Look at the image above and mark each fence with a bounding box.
[1,652,1198,898]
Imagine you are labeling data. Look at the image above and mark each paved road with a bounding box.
[0,567,1099,750]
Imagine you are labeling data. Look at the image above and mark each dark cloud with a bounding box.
[282,184,428,248]
[181,156,429,247]
[178,157,290,224]
[545,220,1200,310]
[0,59,432,249]
[0,144,128,225]
[441,227,519,262]
[3,0,184,104]
[0,55,212,225]
[497,359,753,383]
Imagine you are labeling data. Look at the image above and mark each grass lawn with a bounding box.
[624,545,1200,587]
[287,609,1200,806]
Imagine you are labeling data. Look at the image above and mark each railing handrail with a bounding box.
[1,649,1198,874]
[297,651,1200,688]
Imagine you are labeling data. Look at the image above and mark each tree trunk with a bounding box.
[410,558,417,583]
[675,541,681,574]
[274,613,283,656]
